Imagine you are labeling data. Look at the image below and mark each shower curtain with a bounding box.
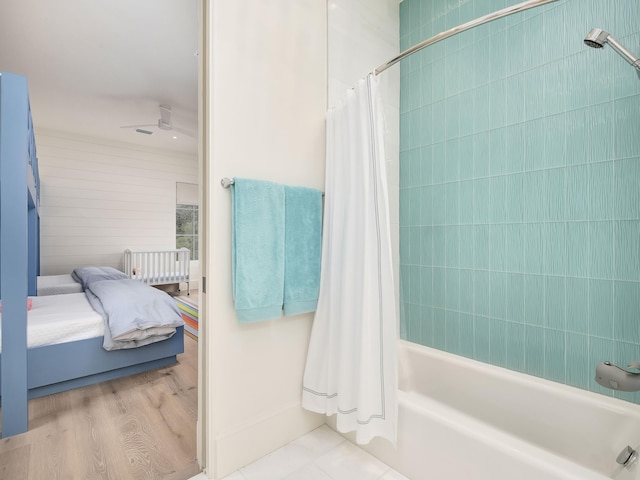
[302,74,397,445]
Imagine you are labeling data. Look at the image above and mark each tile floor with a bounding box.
[216,425,409,480]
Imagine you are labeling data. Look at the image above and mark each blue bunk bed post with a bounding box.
[0,72,31,437]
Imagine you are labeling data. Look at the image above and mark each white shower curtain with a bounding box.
[302,74,397,445]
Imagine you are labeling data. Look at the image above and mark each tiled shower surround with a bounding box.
[399,0,640,401]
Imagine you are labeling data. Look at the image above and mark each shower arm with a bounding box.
[605,36,640,70]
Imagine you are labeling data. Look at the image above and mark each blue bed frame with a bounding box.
[0,72,184,438]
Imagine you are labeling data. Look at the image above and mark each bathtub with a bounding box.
[360,340,640,480]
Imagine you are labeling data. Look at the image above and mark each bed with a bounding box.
[36,274,83,296]
[0,72,184,438]
[124,248,191,295]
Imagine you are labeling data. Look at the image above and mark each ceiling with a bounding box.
[0,0,199,155]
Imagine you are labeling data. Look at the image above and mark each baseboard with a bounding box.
[214,401,323,478]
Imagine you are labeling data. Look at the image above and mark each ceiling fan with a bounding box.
[120,104,195,138]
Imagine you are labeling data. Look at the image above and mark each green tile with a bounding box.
[506,321,526,372]
[420,106,434,148]
[524,223,544,274]
[432,142,446,184]
[523,170,546,222]
[474,270,491,317]
[589,161,613,221]
[473,178,491,225]
[566,222,589,277]
[446,310,461,355]
[409,227,420,265]
[432,184,446,226]
[544,113,566,168]
[432,101,446,145]
[565,53,591,111]
[446,226,460,268]
[445,96,460,142]
[419,186,433,226]
[445,182,460,226]
[475,315,491,362]
[566,277,589,335]
[614,281,640,343]
[525,274,545,326]
[410,265,421,306]
[420,266,433,307]
[525,325,545,377]
[420,226,433,266]
[433,308,446,349]
[459,180,474,225]
[473,38,492,88]
[433,267,446,309]
[459,136,473,181]
[489,33,507,85]
[490,318,507,367]
[490,129,507,176]
[459,92,474,139]
[459,313,474,358]
[506,273,525,323]
[473,85,491,133]
[489,176,506,224]
[490,79,507,130]
[420,306,434,347]
[523,67,545,121]
[614,158,640,220]
[505,223,525,273]
[445,267,460,311]
[589,279,613,340]
[474,224,490,270]
[615,221,640,281]
[566,332,589,389]
[506,74,525,126]
[543,61,567,117]
[615,95,640,159]
[589,221,614,280]
[543,222,566,276]
[490,272,506,320]
[544,329,566,383]
[587,102,614,163]
[545,276,565,330]
[505,174,524,223]
[459,225,474,269]
[564,107,590,166]
[420,145,433,186]
[490,224,506,272]
[459,269,474,314]
[505,124,525,174]
[473,132,491,178]
[566,165,589,221]
[545,167,565,222]
[433,226,445,267]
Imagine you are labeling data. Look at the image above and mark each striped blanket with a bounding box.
[175,296,198,338]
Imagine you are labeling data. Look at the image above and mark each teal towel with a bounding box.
[232,178,285,322]
[283,185,323,316]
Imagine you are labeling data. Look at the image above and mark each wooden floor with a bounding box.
[0,334,200,480]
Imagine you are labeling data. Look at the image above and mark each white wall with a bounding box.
[203,1,327,478]
[36,129,198,278]
[328,0,400,316]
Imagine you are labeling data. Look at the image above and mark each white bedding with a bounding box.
[0,293,103,351]
[37,274,83,296]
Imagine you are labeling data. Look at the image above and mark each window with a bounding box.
[176,182,199,261]
[176,204,198,260]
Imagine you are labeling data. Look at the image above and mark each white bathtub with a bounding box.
[361,340,640,480]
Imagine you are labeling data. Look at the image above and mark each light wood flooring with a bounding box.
[0,333,200,480]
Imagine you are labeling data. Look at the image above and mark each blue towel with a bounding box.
[232,178,285,322]
[284,185,323,316]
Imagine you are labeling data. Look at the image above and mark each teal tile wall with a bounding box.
[399,0,640,402]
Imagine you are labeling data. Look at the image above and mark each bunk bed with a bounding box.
[0,72,184,438]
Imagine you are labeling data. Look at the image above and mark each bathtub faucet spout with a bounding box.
[595,361,640,391]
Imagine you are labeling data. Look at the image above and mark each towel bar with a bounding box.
[220,177,324,196]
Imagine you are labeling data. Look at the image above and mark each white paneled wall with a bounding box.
[36,129,198,275]
[328,0,401,316]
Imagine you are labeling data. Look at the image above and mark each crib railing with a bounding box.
[123,248,190,295]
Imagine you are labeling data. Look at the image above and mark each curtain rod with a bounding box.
[374,0,559,76]
[220,178,325,196]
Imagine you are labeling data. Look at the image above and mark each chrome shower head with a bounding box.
[584,28,640,71]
